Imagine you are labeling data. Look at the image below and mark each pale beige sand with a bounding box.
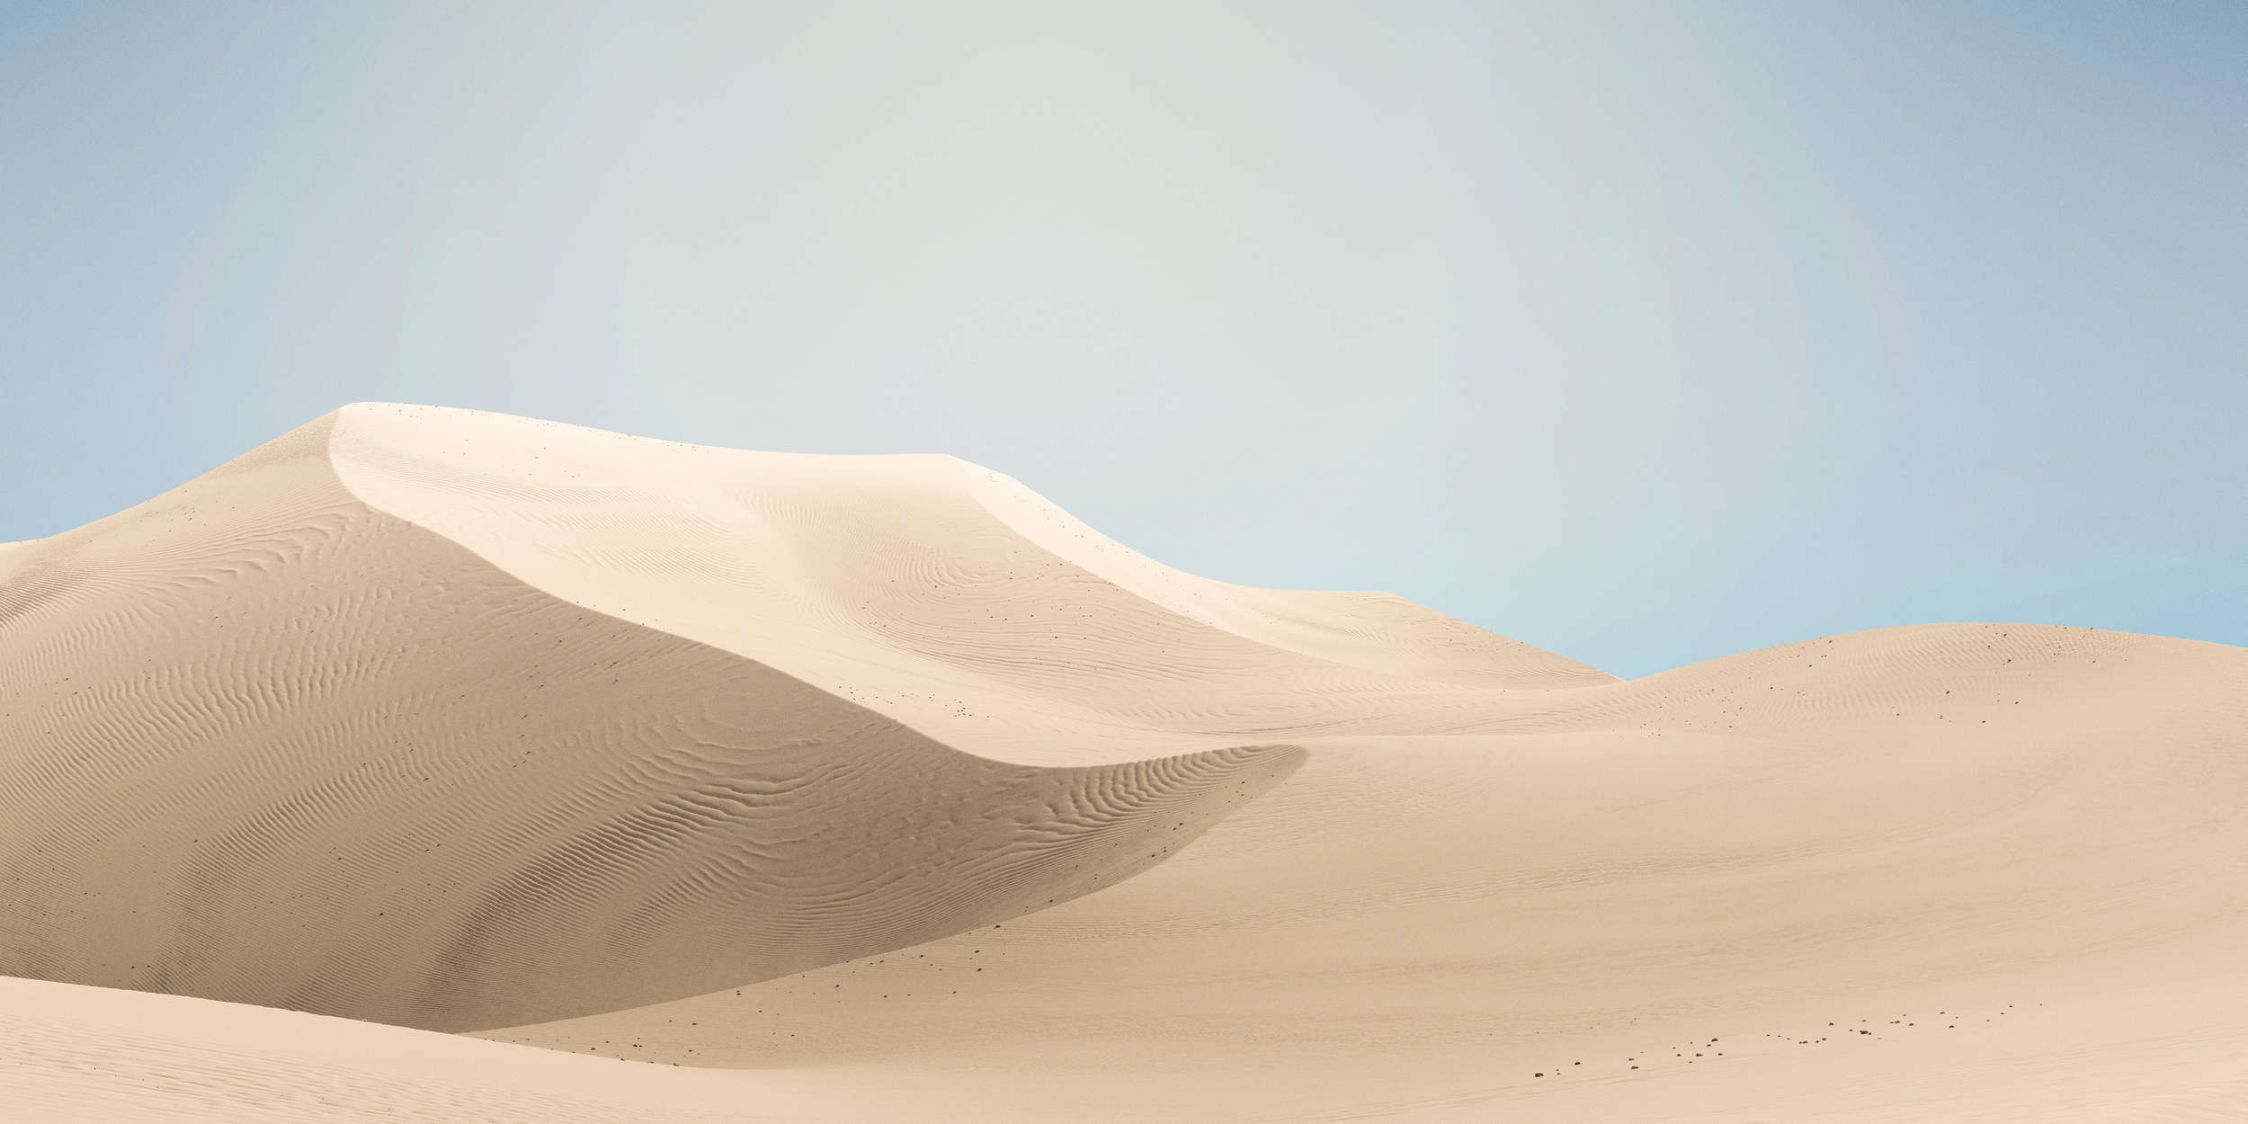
[323,403,1609,772]
[5,404,2245,1121]
[0,974,767,1123]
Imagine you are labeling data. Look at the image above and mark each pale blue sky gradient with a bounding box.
[3,2,2242,677]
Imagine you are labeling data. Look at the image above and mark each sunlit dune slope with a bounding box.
[328,404,1609,766]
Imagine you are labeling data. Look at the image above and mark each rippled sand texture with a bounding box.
[4,404,2245,1121]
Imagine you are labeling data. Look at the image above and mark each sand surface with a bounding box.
[5,403,2244,1120]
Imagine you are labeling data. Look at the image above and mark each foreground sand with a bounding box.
[4,404,2244,1120]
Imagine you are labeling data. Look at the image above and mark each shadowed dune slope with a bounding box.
[0,411,1301,1031]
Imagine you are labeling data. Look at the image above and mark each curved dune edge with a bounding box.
[0,412,1303,1032]
[953,462,1615,688]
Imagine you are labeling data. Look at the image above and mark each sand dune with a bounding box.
[5,404,2245,1120]
[0,408,1299,1030]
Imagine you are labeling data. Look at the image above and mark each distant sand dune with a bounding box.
[4,404,2245,1120]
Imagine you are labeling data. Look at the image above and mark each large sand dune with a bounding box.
[5,404,2245,1120]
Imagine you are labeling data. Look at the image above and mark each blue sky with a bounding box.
[3,2,2242,677]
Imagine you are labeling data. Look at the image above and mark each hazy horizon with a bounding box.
[5,1,2242,677]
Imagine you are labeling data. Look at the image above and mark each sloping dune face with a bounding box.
[327,404,1608,768]
[0,412,1300,1031]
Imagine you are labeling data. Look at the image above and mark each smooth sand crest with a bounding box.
[6,404,2246,1121]
[325,403,1609,768]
